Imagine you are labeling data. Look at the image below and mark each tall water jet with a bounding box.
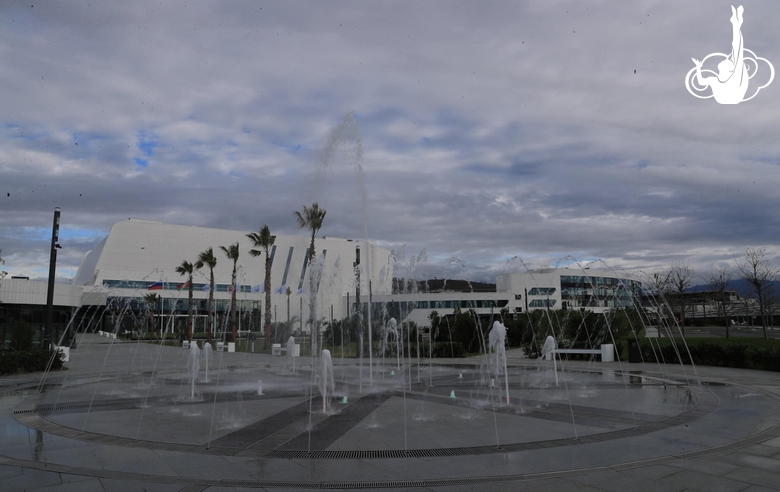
[319,113,373,385]
[202,341,212,383]
[489,321,510,404]
[541,336,558,387]
[320,350,335,414]
[381,318,401,376]
[188,342,201,399]
[286,336,296,374]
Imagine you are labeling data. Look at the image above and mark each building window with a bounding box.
[528,287,556,296]
[529,299,556,308]
[280,246,294,288]
[297,247,311,292]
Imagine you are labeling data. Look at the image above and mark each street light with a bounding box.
[45,207,62,351]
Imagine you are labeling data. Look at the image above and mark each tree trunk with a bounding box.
[188,275,194,342]
[207,270,214,343]
[230,266,237,343]
[264,255,272,348]
[759,291,768,340]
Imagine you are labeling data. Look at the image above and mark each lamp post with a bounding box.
[45,207,62,350]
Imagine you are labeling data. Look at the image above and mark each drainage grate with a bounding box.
[266,444,531,460]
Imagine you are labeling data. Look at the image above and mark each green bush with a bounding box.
[747,346,780,372]
[0,349,64,375]
[724,343,749,368]
[430,342,466,358]
[9,320,34,351]
[632,339,780,372]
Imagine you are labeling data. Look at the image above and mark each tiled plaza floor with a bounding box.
[1,334,779,491]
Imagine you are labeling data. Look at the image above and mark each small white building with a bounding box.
[497,269,641,314]
[357,291,523,327]
[349,269,643,327]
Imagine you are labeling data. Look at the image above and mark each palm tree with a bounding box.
[220,242,240,343]
[143,293,161,339]
[247,225,276,348]
[294,203,326,351]
[195,247,217,344]
[175,260,196,342]
[294,202,327,265]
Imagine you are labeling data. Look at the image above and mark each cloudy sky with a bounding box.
[1,0,779,284]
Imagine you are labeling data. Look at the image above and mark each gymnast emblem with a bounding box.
[686,5,774,104]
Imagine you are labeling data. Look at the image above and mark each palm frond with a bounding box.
[195,247,217,269]
[175,260,194,276]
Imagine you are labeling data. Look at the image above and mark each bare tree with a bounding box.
[737,248,779,340]
[668,263,695,337]
[646,271,671,330]
[764,282,778,331]
[704,264,733,339]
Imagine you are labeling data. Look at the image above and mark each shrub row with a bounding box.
[430,342,466,358]
[0,349,64,375]
[381,342,466,359]
[637,340,780,372]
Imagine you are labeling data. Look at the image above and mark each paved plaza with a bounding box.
[1,333,780,491]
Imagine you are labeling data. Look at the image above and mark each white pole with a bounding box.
[366,242,373,386]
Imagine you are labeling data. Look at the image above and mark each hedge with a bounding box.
[0,349,65,375]
[635,339,780,372]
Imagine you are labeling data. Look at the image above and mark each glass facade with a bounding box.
[528,287,556,296]
[101,296,262,336]
[102,280,250,293]
[559,275,639,309]
[529,299,556,308]
[0,303,73,350]
[358,298,510,321]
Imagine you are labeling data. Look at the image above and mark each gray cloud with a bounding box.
[2,0,780,286]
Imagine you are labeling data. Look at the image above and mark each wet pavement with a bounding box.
[1,333,779,491]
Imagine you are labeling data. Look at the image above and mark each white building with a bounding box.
[2,219,644,345]
[358,269,642,326]
[70,218,393,334]
[0,278,82,348]
[357,291,523,327]
[497,269,641,313]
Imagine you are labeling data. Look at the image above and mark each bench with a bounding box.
[551,344,614,362]
[272,343,300,356]
[271,343,287,356]
[183,340,192,349]
[216,342,235,353]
